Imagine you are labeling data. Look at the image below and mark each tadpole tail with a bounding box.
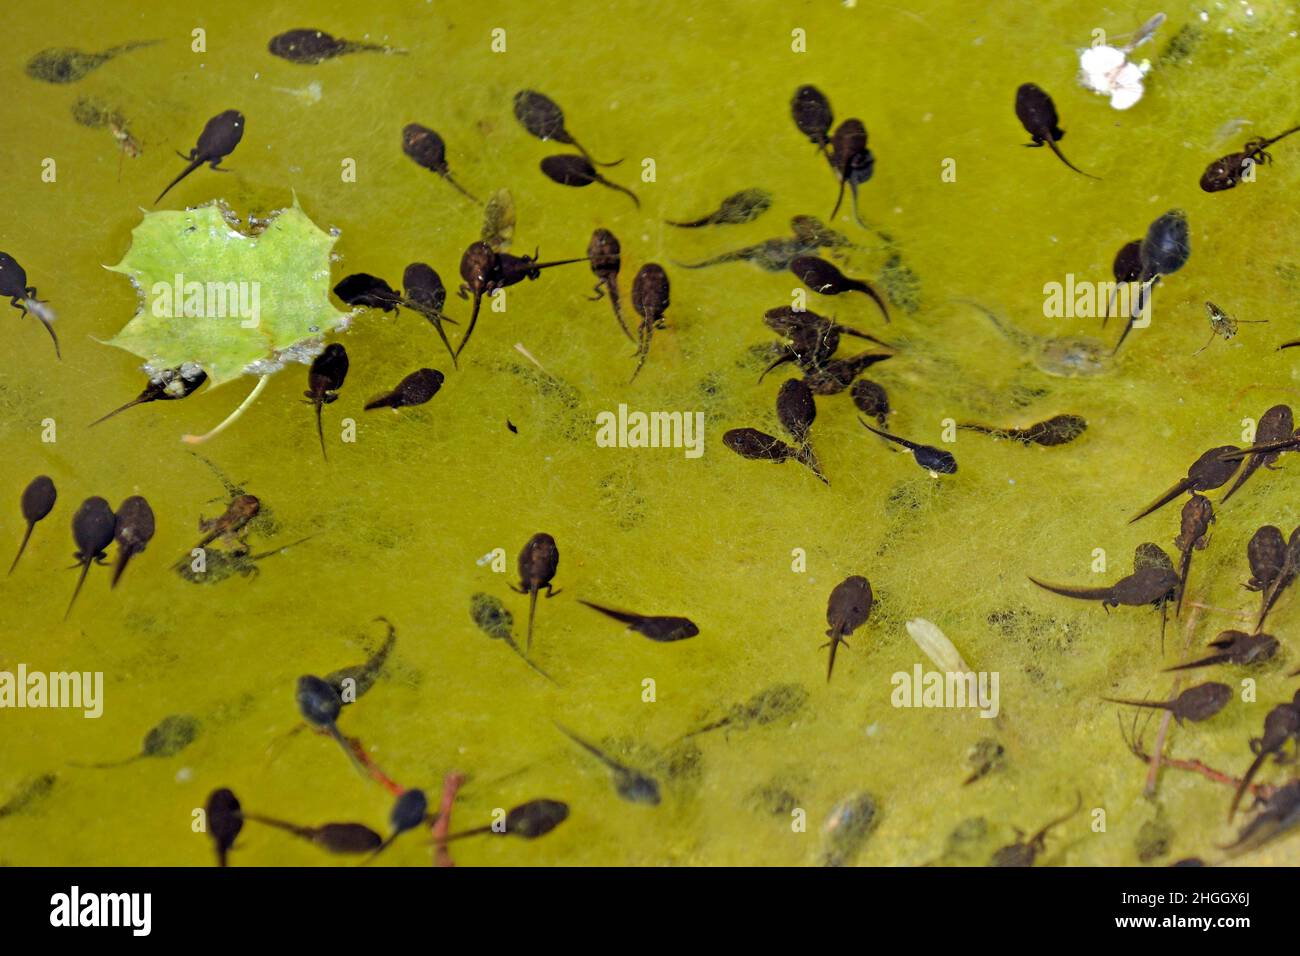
[848,181,869,231]
[439,824,493,842]
[8,523,34,576]
[1026,575,1114,602]
[837,327,898,349]
[826,636,840,682]
[606,284,634,341]
[453,293,484,362]
[427,315,459,369]
[69,753,142,770]
[243,813,314,840]
[110,548,135,589]
[526,586,539,656]
[36,313,60,359]
[758,352,794,383]
[1175,549,1193,619]
[853,279,891,323]
[362,393,397,411]
[1100,696,1167,711]
[329,725,370,779]
[90,395,151,427]
[315,402,328,462]
[1046,140,1101,180]
[508,637,556,683]
[155,159,202,205]
[442,172,481,205]
[664,215,713,229]
[1128,479,1192,524]
[1259,125,1300,150]
[830,177,848,222]
[1229,750,1269,821]
[1163,653,1227,672]
[574,140,624,168]
[599,178,640,209]
[1278,340,1300,351]
[65,559,92,621]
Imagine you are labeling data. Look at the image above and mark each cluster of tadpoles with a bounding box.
[790,85,876,227]
[513,89,639,208]
[9,476,155,619]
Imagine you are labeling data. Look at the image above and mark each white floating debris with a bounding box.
[1078,13,1164,110]
[905,617,971,674]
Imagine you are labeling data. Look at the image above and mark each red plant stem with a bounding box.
[432,772,466,868]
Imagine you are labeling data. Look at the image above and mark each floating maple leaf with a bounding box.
[103,198,351,441]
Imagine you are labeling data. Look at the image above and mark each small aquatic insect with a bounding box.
[442,798,570,841]
[334,273,403,311]
[850,380,890,426]
[666,189,772,228]
[268,28,403,64]
[823,575,874,681]
[364,368,443,411]
[244,813,383,854]
[791,84,834,153]
[154,109,245,205]
[89,363,208,426]
[989,792,1082,867]
[9,475,56,575]
[304,344,348,461]
[1102,239,1143,324]
[1014,83,1098,179]
[1115,209,1191,353]
[539,155,639,207]
[682,683,810,739]
[111,495,155,589]
[74,714,201,768]
[1222,405,1292,503]
[827,118,875,227]
[0,251,59,357]
[191,493,261,552]
[295,674,368,776]
[1222,779,1300,857]
[629,263,670,382]
[1194,301,1266,355]
[325,617,397,702]
[1028,564,1178,611]
[403,263,458,366]
[402,123,478,202]
[481,188,516,251]
[1230,692,1300,820]
[555,724,661,806]
[819,792,879,867]
[25,41,159,84]
[791,256,889,322]
[1172,493,1213,617]
[511,533,560,655]
[859,419,956,474]
[1130,445,1240,523]
[369,789,430,860]
[205,788,243,867]
[587,229,632,341]
[66,497,116,620]
[1165,630,1279,672]
[577,599,699,642]
[1103,682,1232,725]
[1201,126,1300,192]
[957,414,1087,447]
[512,90,621,167]
[470,592,555,681]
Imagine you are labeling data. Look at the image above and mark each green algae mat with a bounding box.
[2,0,1300,867]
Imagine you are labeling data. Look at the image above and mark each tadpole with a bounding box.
[402,124,478,203]
[66,497,115,620]
[1014,83,1099,179]
[74,714,201,768]
[0,251,59,357]
[111,495,155,588]
[823,575,874,681]
[1102,682,1232,724]
[588,228,632,341]
[791,256,889,322]
[511,533,561,655]
[403,263,459,367]
[304,343,348,461]
[295,674,368,777]
[205,788,243,867]
[9,475,56,575]
[539,154,639,208]
[790,84,834,154]
[666,189,772,228]
[512,90,622,166]
[555,724,661,806]
[629,263,670,381]
[364,368,443,410]
[1201,126,1300,192]
[90,364,207,426]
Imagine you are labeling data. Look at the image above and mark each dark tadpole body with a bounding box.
[588,228,632,341]
[295,674,367,776]
[791,255,889,322]
[1172,494,1213,618]
[1201,127,1300,192]
[824,575,874,682]
[850,380,890,426]
[454,241,496,362]
[577,599,699,642]
[666,189,772,228]
[513,533,560,655]
[1103,239,1143,324]
[403,263,458,366]
[827,118,875,226]
[958,414,1087,447]
[155,110,244,205]
[305,344,348,461]
[681,683,810,739]
[364,368,443,411]
[90,363,207,426]
[206,788,243,867]
[268,28,401,64]
[0,251,60,357]
[791,84,834,152]
[442,798,571,841]
[334,273,403,311]
[1229,694,1300,821]
[989,793,1082,867]
[1103,682,1232,725]
[402,124,478,203]
[1129,444,1239,523]
[470,592,555,681]
[10,475,56,575]
[1014,83,1098,179]
[776,377,825,482]
[1165,630,1278,672]
[860,419,956,474]
[66,497,116,620]
[1029,565,1179,610]
[368,788,430,860]
[111,495,155,588]
[512,90,621,166]
[1115,210,1191,353]
[555,724,661,806]
[540,154,639,208]
[723,427,799,464]
[1222,405,1293,504]
[629,263,670,381]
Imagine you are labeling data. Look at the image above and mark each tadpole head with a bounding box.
[390,788,429,834]
[588,228,621,276]
[1139,209,1191,278]
[518,532,560,586]
[776,378,817,443]
[505,798,570,838]
[512,90,568,142]
[296,674,343,728]
[459,241,497,291]
[72,497,116,557]
[791,84,833,144]
[402,262,446,314]
[539,153,596,186]
[630,263,670,321]
[113,495,155,551]
[401,123,448,172]
[308,343,349,395]
[21,475,57,524]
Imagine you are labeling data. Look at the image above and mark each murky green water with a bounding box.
[2,0,1299,866]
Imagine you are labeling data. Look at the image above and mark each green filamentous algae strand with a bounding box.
[1,1,1299,867]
